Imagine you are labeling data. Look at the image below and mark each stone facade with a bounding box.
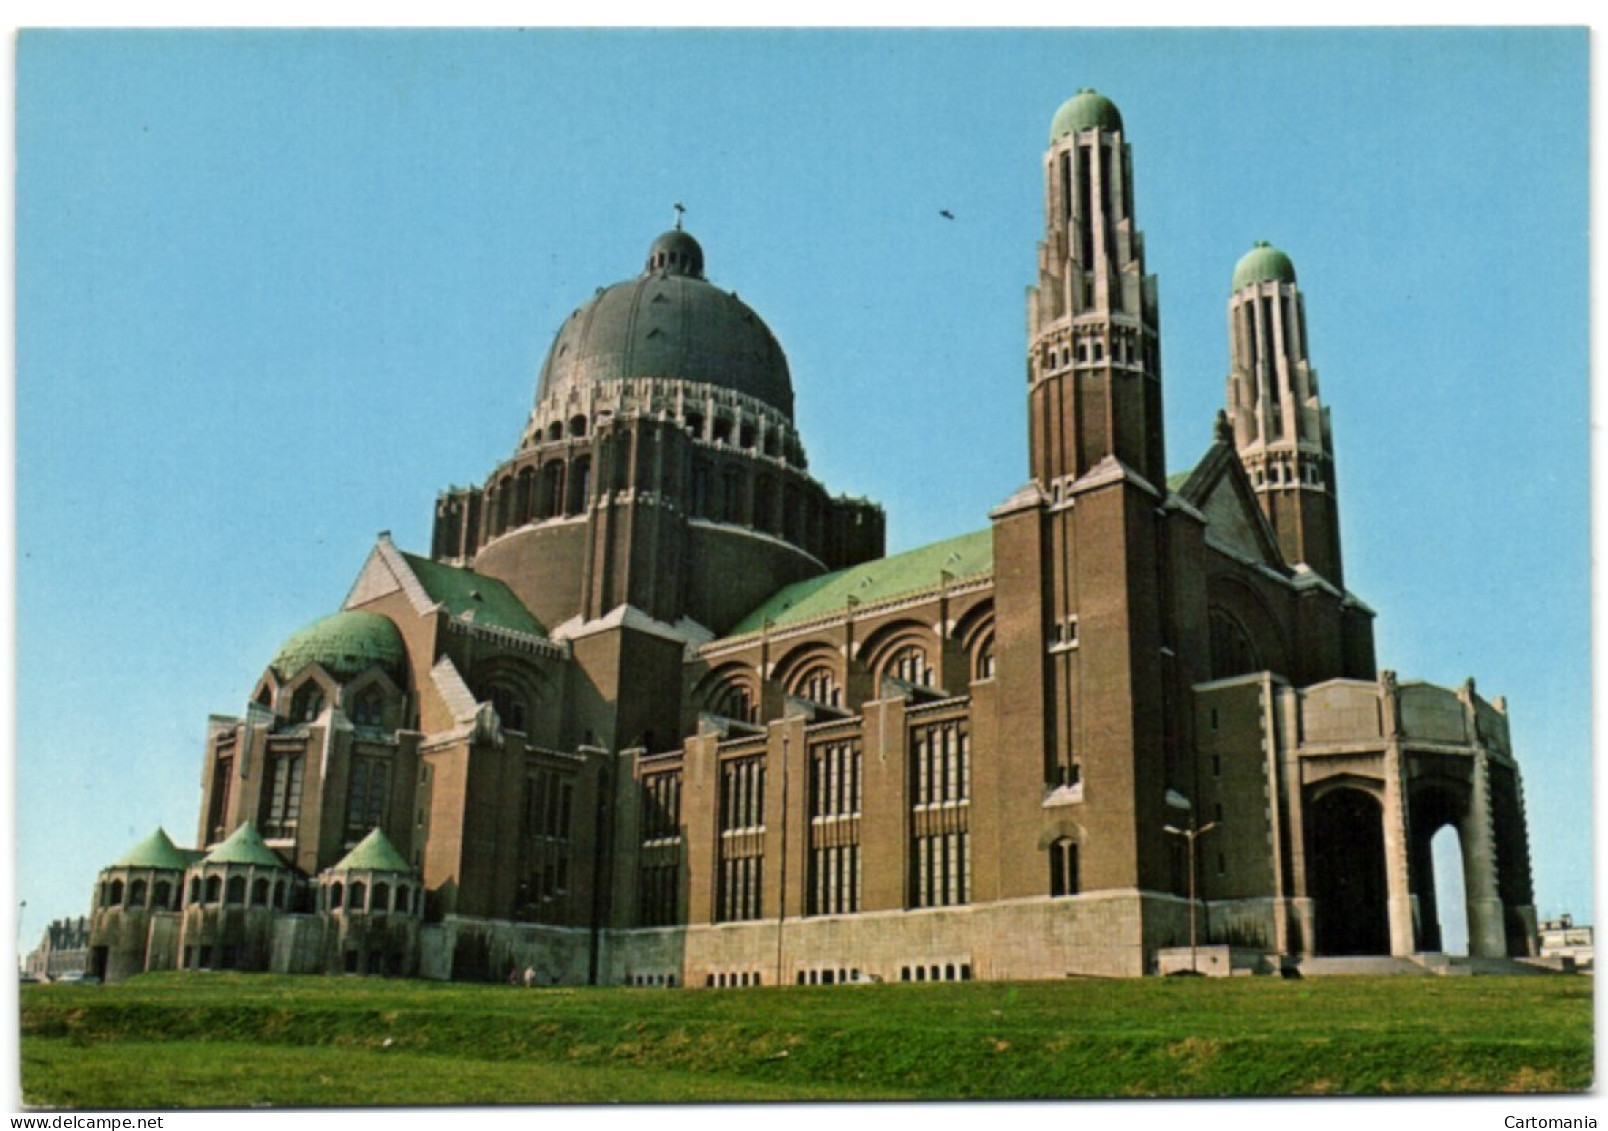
[85,89,1537,985]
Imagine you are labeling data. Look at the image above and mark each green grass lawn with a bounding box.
[18,972,1592,1107]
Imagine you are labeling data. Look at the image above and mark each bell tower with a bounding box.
[992,90,1176,901]
[1225,242,1344,586]
[1026,88,1165,491]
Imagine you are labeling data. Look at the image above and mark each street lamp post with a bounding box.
[1164,790,1216,974]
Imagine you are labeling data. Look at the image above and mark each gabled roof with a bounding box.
[111,828,198,871]
[327,828,412,874]
[399,551,546,637]
[202,822,288,868]
[1170,438,1287,570]
[729,528,993,636]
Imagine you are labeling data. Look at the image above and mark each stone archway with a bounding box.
[1308,787,1389,955]
[1406,782,1469,954]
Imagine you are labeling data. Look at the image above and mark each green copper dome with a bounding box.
[111,828,194,871]
[328,828,412,875]
[1232,241,1297,291]
[1050,89,1123,141]
[202,822,288,867]
[270,609,406,682]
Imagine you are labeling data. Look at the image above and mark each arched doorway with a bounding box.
[1407,780,1473,955]
[1308,787,1388,955]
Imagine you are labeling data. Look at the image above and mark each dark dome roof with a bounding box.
[535,231,794,418]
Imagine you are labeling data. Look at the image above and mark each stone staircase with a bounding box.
[1286,953,1568,977]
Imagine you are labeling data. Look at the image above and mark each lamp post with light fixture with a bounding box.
[1164,790,1217,974]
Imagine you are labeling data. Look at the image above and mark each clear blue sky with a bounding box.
[13,28,1590,945]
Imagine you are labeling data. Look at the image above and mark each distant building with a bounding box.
[23,916,90,980]
[1538,915,1592,968]
[86,89,1538,986]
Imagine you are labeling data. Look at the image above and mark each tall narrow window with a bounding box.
[262,751,305,839]
[207,755,234,843]
[346,757,390,835]
[1050,838,1079,897]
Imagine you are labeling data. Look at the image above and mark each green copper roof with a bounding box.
[202,822,288,868]
[111,828,196,871]
[1166,470,1194,492]
[1232,241,1297,291]
[1050,89,1123,141]
[401,552,546,637]
[327,828,412,874]
[271,609,407,682]
[729,528,993,636]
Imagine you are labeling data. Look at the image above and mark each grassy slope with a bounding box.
[19,973,1593,1107]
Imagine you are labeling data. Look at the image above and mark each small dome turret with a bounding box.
[269,610,407,683]
[646,229,705,278]
[1232,240,1297,291]
[1050,89,1124,141]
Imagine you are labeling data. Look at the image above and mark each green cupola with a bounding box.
[1232,240,1297,291]
[111,827,195,871]
[269,609,407,683]
[328,828,412,874]
[1050,89,1124,141]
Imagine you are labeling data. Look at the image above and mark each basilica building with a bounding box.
[86,90,1538,985]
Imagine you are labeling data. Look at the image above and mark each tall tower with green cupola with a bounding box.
[1225,241,1345,586]
[1025,88,1165,490]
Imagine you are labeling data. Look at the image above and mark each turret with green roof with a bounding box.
[202,821,289,868]
[327,828,412,875]
[110,827,198,871]
[1049,88,1123,140]
[1231,240,1297,291]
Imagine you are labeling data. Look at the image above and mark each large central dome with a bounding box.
[534,230,795,419]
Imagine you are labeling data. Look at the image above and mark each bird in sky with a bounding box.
[939,209,955,220]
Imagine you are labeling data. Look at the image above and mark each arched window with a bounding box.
[975,635,996,680]
[546,420,563,443]
[188,877,201,905]
[722,468,742,523]
[887,644,933,687]
[226,875,246,905]
[516,466,536,524]
[393,884,409,914]
[353,685,386,728]
[754,475,776,532]
[797,665,841,709]
[372,882,390,914]
[567,456,591,516]
[204,875,222,904]
[109,879,125,907]
[1208,608,1262,681]
[349,881,368,914]
[128,879,147,908]
[329,882,344,912]
[495,476,514,534]
[569,414,587,438]
[251,877,270,906]
[273,879,287,909]
[490,686,527,733]
[539,461,564,520]
[290,682,324,723]
[154,880,172,909]
[691,461,712,518]
[1050,838,1079,897]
